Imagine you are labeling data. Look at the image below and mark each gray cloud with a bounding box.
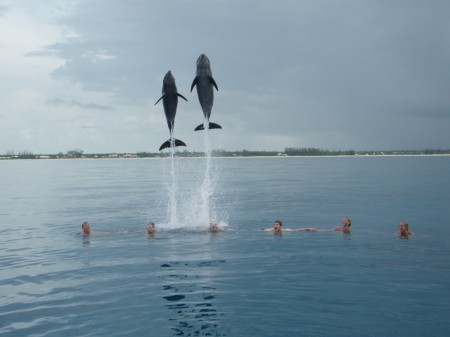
[47,97,115,111]
[3,0,450,153]
[80,122,96,129]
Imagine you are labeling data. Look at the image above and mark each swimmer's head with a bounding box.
[342,217,351,227]
[400,221,409,231]
[82,221,91,235]
[147,222,155,234]
[274,220,283,231]
[209,222,221,232]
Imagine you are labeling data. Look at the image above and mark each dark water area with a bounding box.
[1,156,449,336]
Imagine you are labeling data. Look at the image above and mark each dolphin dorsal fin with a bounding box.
[208,76,218,91]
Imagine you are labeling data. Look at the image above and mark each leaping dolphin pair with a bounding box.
[155,71,188,151]
[156,54,221,151]
[191,53,222,131]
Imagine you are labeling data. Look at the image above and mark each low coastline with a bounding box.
[1,150,449,160]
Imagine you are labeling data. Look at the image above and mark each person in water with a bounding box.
[81,221,91,235]
[209,222,223,232]
[333,216,352,234]
[397,221,414,238]
[262,220,295,233]
[147,222,156,234]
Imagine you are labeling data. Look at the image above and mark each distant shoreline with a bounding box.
[1,151,449,160]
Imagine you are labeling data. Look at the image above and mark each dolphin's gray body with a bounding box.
[191,54,221,131]
[155,71,188,151]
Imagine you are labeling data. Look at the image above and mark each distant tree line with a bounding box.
[423,149,450,155]
[138,150,281,157]
[1,148,450,160]
[284,147,356,156]
[212,149,280,157]
[66,149,84,158]
[5,150,37,159]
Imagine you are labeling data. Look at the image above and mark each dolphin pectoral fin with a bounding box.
[177,93,188,102]
[159,139,186,151]
[155,95,165,105]
[208,76,218,91]
[194,122,222,131]
[190,77,199,92]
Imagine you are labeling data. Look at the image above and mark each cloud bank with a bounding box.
[1,0,449,153]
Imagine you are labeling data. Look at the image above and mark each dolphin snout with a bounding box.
[197,53,210,66]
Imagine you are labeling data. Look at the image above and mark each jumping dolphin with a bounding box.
[191,54,222,131]
[155,71,188,151]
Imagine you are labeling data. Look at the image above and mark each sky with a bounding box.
[1,0,449,154]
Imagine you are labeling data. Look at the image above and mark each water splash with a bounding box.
[158,121,223,231]
[197,126,216,224]
[166,140,179,227]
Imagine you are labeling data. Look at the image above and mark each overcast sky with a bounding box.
[1,0,449,154]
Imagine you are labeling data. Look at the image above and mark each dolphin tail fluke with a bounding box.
[194,122,222,131]
[159,141,171,151]
[208,122,222,130]
[159,139,187,151]
[174,139,187,147]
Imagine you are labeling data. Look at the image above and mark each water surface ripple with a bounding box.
[1,157,450,336]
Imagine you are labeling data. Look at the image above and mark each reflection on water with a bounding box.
[160,260,226,336]
[82,234,91,246]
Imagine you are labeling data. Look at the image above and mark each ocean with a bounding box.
[1,156,449,336]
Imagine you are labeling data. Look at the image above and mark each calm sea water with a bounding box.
[1,156,449,337]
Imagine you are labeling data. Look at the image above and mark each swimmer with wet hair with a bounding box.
[262,220,295,232]
[147,222,156,234]
[81,221,91,235]
[333,216,352,234]
[208,222,222,232]
[397,221,414,238]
